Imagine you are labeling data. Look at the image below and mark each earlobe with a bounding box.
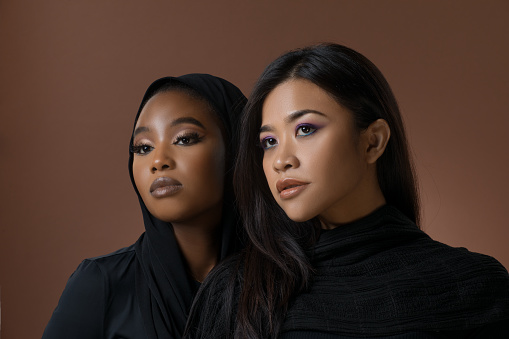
[364,119,390,164]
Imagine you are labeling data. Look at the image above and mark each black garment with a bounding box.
[185,206,509,338]
[42,74,246,339]
[280,321,509,338]
[41,245,146,338]
[280,205,509,337]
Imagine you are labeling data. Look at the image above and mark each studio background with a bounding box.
[0,1,508,338]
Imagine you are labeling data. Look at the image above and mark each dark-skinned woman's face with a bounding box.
[132,90,226,223]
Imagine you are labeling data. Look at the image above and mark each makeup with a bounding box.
[260,136,278,150]
[173,131,203,146]
[276,178,309,200]
[150,177,183,198]
[295,123,318,137]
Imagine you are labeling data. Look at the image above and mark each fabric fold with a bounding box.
[283,205,509,336]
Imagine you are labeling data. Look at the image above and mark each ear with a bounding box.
[363,119,390,164]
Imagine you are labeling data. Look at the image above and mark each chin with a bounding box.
[156,215,192,224]
[283,208,314,223]
[148,208,190,223]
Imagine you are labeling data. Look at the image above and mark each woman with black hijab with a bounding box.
[42,74,246,339]
[184,45,509,338]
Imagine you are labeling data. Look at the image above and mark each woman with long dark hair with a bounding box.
[185,45,509,338]
[42,74,246,339]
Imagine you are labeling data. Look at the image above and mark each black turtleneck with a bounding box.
[280,205,509,338]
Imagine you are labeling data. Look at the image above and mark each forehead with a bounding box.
[136,90,217,127]
[262,79,342,122]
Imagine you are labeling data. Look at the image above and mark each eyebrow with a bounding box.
[259,109,326,133]
[170,117,205,129]
[133,126,149,137]
[133,117,206,137]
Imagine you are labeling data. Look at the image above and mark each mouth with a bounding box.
[276,178,309,200]
[150,177,183,198]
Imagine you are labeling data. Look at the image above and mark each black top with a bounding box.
[279,323,509,338]
[43,74,246,339]
[185,206,509,338]
[42,245,147,338]
[280,206,509,338]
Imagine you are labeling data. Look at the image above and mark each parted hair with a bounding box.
[185,43,419,339]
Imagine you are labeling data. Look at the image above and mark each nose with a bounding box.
[272,140,300,172]
[150,146,175,173]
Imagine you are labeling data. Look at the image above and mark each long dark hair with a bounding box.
[233,44,420,338]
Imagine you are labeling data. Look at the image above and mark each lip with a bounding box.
[276,178,309,200]
[150,177,183,198]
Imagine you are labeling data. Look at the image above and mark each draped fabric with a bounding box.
[282,205,509,336]
[129,74,246,338]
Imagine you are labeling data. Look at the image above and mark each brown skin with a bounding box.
[132,90,226,281]
[260,79,390,228]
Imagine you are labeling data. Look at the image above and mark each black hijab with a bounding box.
[128,74,246,338]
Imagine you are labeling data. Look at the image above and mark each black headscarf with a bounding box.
[128,74,246,338]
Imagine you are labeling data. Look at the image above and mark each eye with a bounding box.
[260,137,278,150]
[130,144,154,155]
[174,132,202,146]
[296,124,317,137]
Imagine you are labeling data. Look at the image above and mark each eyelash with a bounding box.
[173,132,202,146]
[259,124,318,150]
[130,132,203,155]
[260,137,278,150]
[130,144,153,155]
[296,124,317,137]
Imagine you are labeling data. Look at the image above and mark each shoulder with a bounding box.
[64,244,137,293]
[64,244,138,294]
[86,243,137,266]
[84,244,137,279]
[388,234,509,302]
[408,237,509,284]
[42,244,138,338]
[395,238,509,328]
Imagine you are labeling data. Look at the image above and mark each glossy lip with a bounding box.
[150,177,183,198]
[276,178,309,200]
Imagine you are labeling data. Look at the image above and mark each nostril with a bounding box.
[152,164,170,172]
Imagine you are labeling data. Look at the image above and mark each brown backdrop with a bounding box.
[1,1,508,338]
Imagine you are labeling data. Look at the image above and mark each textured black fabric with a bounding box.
[280,330,444,338]
[280,320,509,338]
[184,206,509,338]
[42,74,246,339]
[281,205,509,337]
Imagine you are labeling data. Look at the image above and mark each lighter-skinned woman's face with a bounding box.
[260,79,379,224]
[132,90,225,224]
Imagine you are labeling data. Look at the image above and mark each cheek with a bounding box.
[262,154,276,187]
[262,155,270,178]
[182,147,225,188]
[314,138,364,190]
[132,158,148,193]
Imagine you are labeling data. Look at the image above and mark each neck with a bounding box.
[319,169,386,229]
[172,204,223,282]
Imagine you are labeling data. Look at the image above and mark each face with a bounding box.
[132,90,226,224]
[260,79,374,224]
